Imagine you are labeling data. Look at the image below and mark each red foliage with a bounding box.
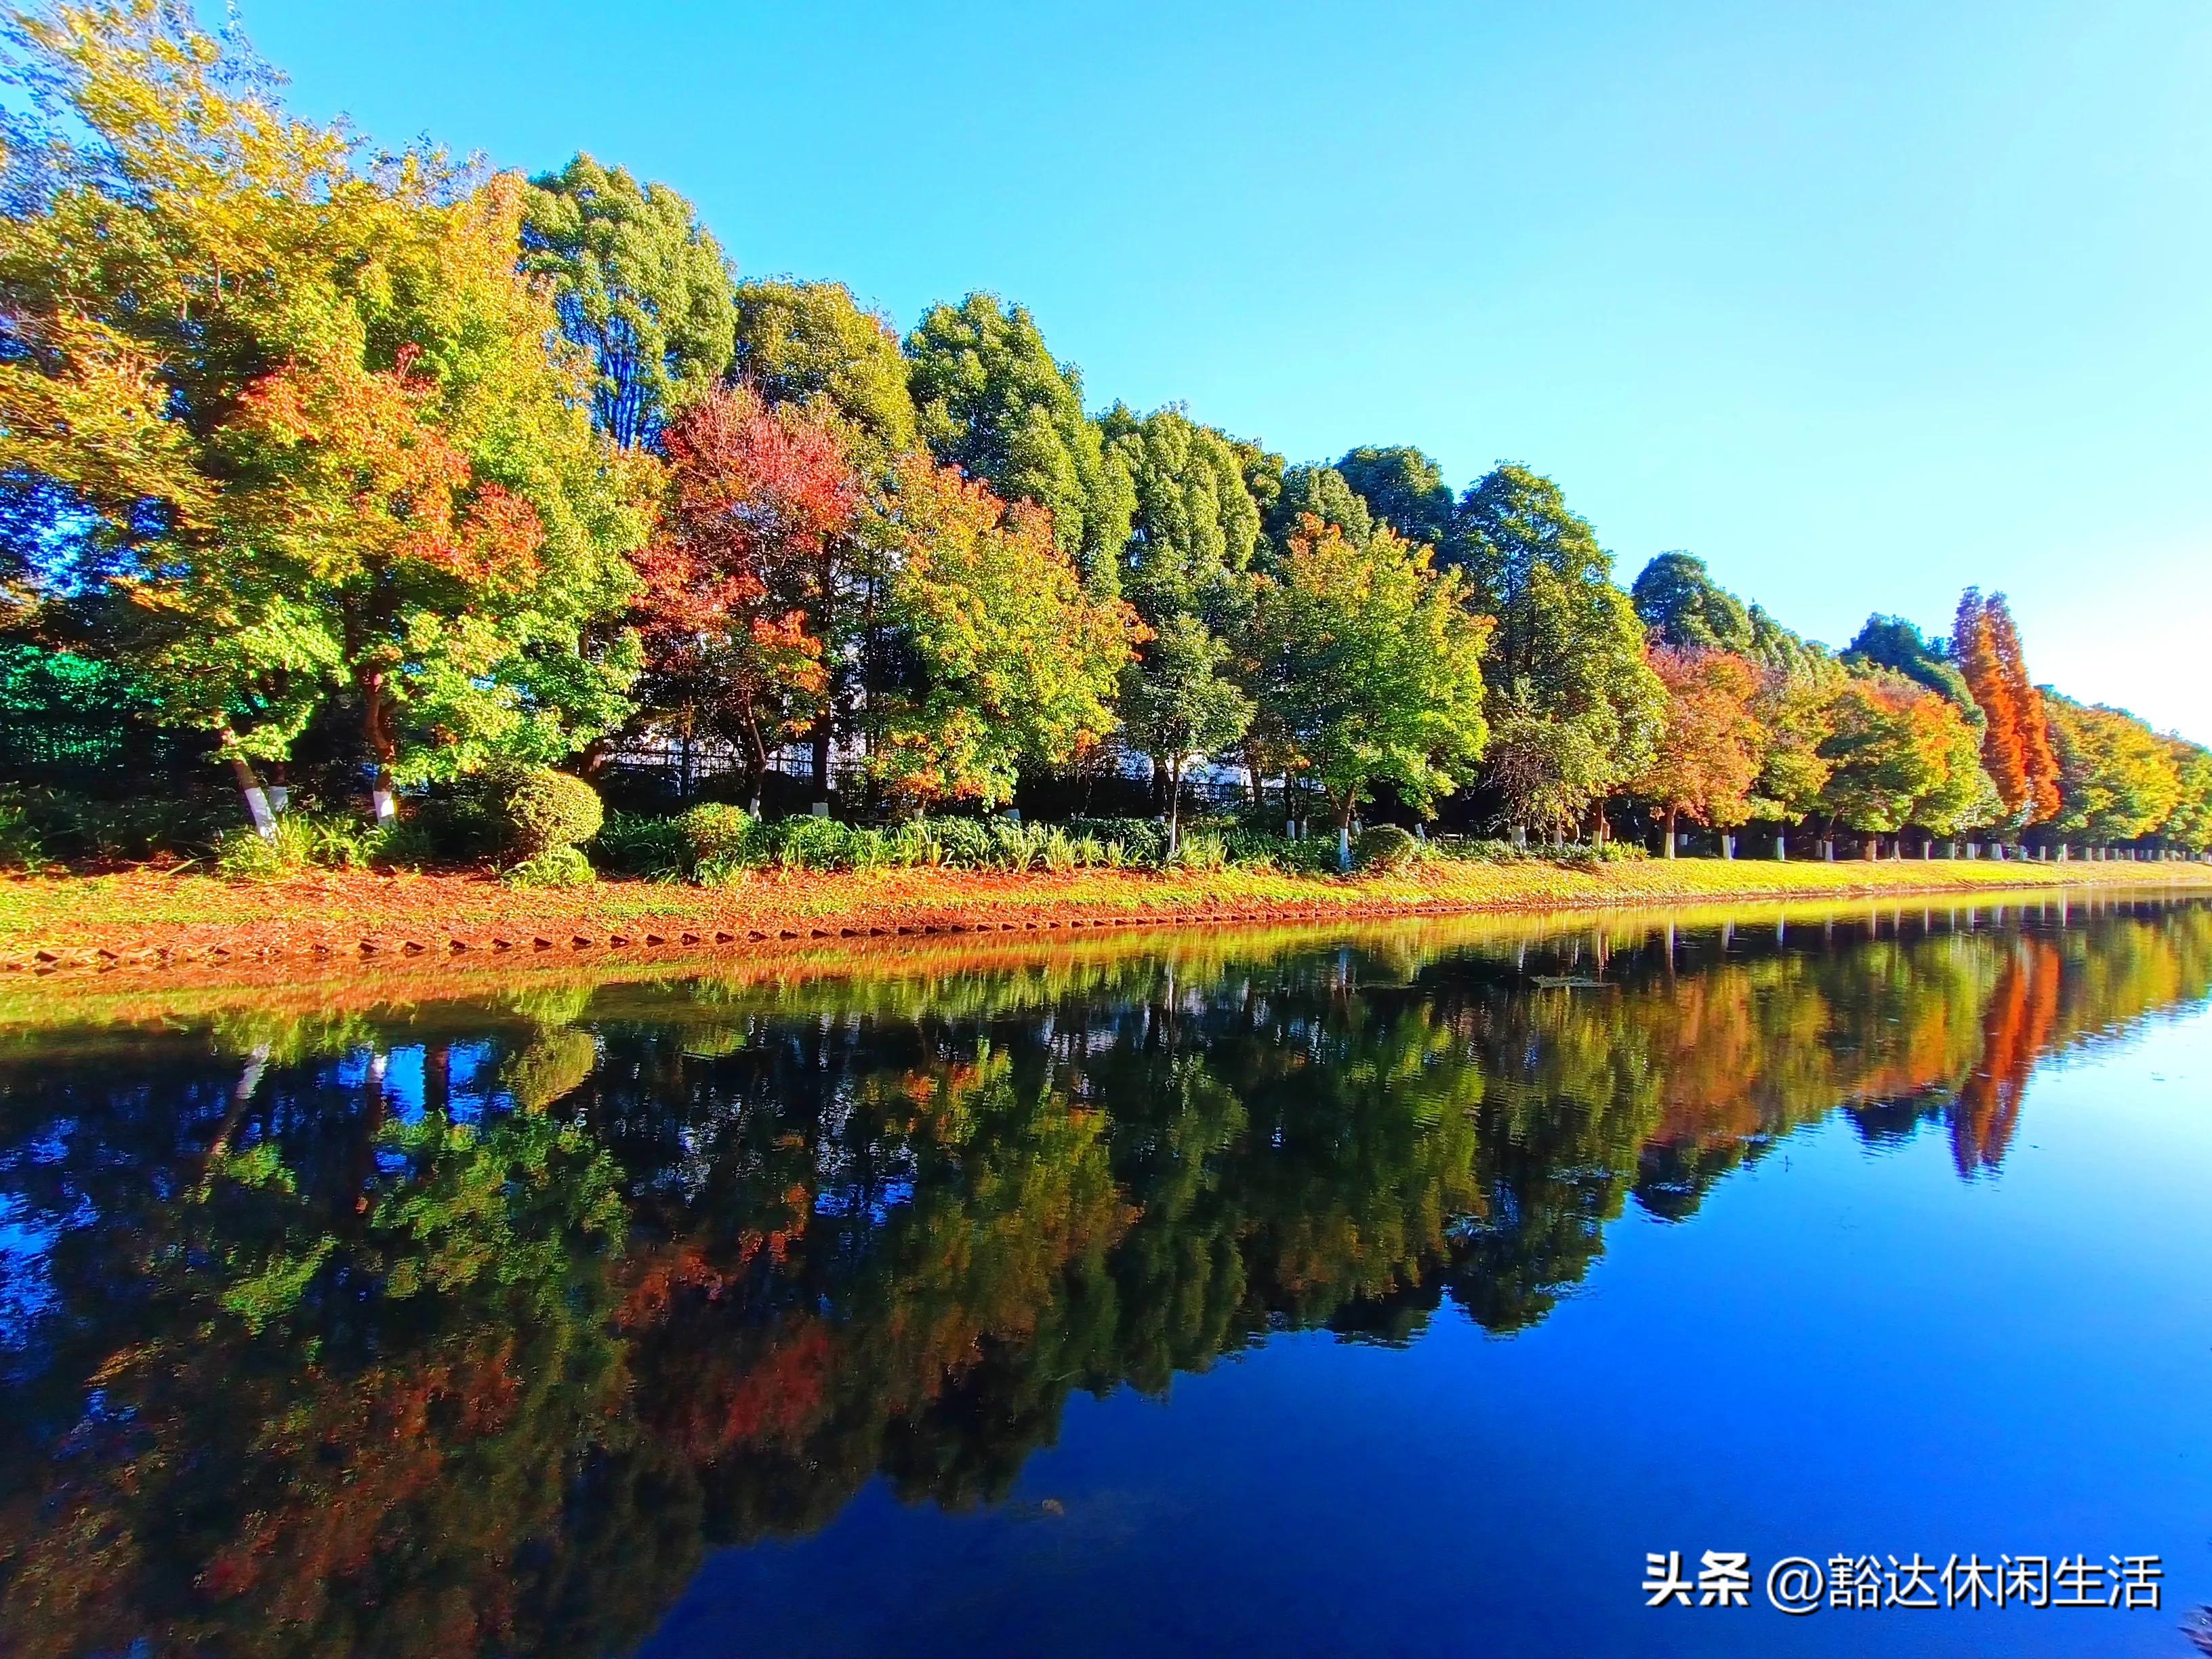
[632,386,861,771]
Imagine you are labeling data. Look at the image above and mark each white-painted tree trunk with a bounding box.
[228,754,278,840]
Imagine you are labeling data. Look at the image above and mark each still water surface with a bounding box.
[1,895,2209,1657]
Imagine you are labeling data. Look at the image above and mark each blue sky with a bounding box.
[243,0,2212,740]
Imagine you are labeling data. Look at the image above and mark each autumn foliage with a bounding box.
[1952,590,2060,825]
[628,386,851,787]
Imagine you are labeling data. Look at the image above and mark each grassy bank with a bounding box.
[5,854,2209,980]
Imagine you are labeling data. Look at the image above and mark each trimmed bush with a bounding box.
[489,766,602,855]
[676,802,754,866]
[1352,823,1420,873]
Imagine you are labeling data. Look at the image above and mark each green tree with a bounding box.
[1100,405,1261,629]
[1630,551,1753,654]
[904,293,1133,590]
[869,457,1142,808]
[1448,465,1662,834]
[731,278,918,458]
[1242,516,1491,865]
[2043,693,2184,844]
[521,154,735,451]
[1261,463,1372,551]
[2162,740,2212,854]
[1818,670,1996,844]
[0,6,653,824]
[1118,615,1254,849]
[1335,445,1454,548]
[1844,614,1979,719]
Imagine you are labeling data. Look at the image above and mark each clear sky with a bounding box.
[239,0,2212,740]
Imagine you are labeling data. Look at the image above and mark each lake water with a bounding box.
[2,893,2209,1658]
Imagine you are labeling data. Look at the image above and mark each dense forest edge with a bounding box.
[3,3,2210,943]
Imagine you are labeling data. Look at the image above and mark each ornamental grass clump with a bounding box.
[501,845,596,888]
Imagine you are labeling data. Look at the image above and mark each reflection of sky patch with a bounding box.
[0,1195,62,1356]
[383,1046,426,1124]
[813,1174,916,1223]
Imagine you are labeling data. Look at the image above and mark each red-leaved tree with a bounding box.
[628,386,859,800]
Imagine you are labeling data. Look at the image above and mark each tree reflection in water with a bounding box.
[1,897,2206,1658]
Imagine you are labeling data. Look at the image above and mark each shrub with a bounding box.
[596,811,691,878]
[1555,839,1648,868]
[487,766,602,855]
[1352,823,1421,874]
[765,815,860,872]
[0,797,45,869]
[1040,828,1077,873]
[3,785,236,863]
[501,845,596,888]
[1166,832,1228,872]
[212,824,295,880]
[1068,817,1167,868]
[884,819,939,867]
[924,817,996,869]
[676,802,754,866]
[210,811,429,879]
[989,819,1042,872]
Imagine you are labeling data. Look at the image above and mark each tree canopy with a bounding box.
[731,278,918,457]
[1336,445,1453,548]
[1450,465,1662,832]
[905,293,1133,590]
[521,154,734,451]
[1242,516,1491,844]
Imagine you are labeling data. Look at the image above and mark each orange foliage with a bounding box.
[1949,937,2062,1173]
[1634,645,1766,830]
[1954,590,2060,824]
[231,344,545,592]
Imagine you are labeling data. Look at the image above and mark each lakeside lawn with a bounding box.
[7,854,2209,979]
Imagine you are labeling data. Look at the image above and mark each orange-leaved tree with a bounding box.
[1982,593,2061,823]
[0,3,654,825]
[1629,645,1767,855]
[1952,589,2060,831]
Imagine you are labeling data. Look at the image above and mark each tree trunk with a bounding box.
[1168,758,1183,855]
[361,671,399,823]
[809,713,831,810]
[1663,806,1678,859]
[227,750,279,840]
[1336,797,1355,872]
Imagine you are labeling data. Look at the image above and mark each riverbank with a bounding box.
[5,855,2209,980]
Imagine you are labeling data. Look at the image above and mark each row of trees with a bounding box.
[3,2,2206,860]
